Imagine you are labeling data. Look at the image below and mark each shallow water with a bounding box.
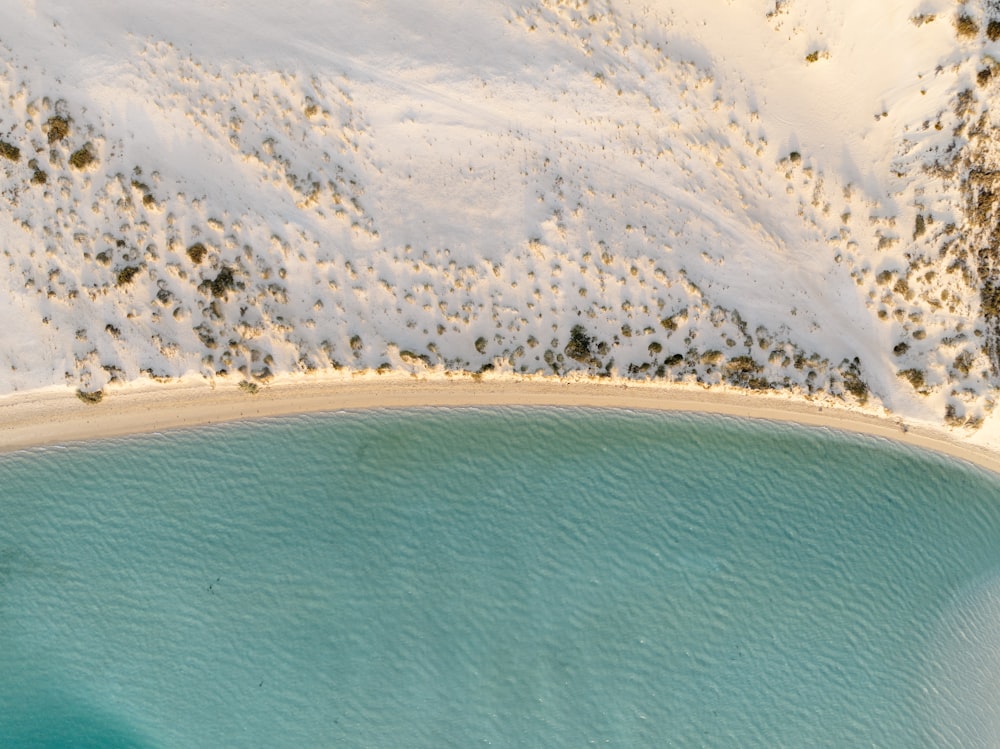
[1,408,999,747]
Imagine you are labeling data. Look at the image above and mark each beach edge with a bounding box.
[2,373,999,475]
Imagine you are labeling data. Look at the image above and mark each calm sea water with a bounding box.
[2,407,1000,747]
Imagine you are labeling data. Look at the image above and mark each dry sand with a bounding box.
[1,373,999,475]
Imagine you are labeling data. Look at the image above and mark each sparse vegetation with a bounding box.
[45,115,69,143]
[76,388,104,404]
[565,324,595,364]
[210,266,235,297]
[898,368,926,389]
[69,144,95,169]
[116,266,140,286]
[186,242,207,264]
[841,358,869,404]
[0,141,20,161]
[953,351,975,376]
[956,14,980,39]
[239,379,260,394]
[725,356,765,387]
[989,19,1000,41]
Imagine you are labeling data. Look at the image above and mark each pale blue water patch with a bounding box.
[1,407,999,747]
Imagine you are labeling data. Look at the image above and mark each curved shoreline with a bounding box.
[2,373,999,475]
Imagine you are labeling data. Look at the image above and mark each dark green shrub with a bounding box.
[841,358,868,404]
[239,380,259,394]
[565,324,594,363]
[474,336,487,354]
[899,368,926,389]
[210,266,235,297]
[186,242,207,264]
[69,145,95,169]
[0,140,20,161]
[46,115,70,143]
[76,389,104,404]
[956,14,979,38]
[983,281,1000,317]
[116,266,140,286]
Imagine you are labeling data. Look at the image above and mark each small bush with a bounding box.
[892,341,910,357]
[116,266,140,286]
[899,368,926,389]
[186,242,207,264]
[0,140,20,161]
[956,14,980,38]
[913,214,926,239]
[664,353,684,367]
[805,50,820,63]
[474,336,487,354]
[76,389,104,404]
[953,351,975,376]
[648,341,663,355]
[31,168,47,184]
[565,324,595,363]
[238,380,259,394]
[210,266,235,297]
[349,334,363,352]
[989,19,1000,41]
[69,145,95,170]
[46,115,70,143]
[841,358,868,404]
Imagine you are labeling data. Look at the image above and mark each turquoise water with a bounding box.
[2,407,1000,747]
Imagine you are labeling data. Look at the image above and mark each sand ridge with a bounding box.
[2,374,999,476]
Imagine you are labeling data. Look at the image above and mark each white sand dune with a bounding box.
[2,0,1000,456]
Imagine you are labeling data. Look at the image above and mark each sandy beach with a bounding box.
[2,373,999,476]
